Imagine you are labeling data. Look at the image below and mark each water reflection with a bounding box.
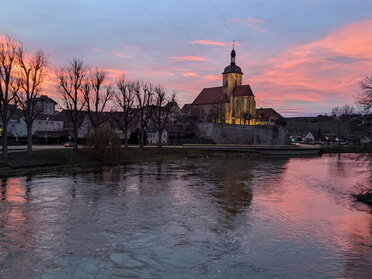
[0,154,371,278]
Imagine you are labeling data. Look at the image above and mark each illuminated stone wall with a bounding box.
[196,123,290,145]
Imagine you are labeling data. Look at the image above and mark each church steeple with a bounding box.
[222,46,243,75]
[231,47,236,65]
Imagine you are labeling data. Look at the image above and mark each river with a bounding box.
[0,153,371,278]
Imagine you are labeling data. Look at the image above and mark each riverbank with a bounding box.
[1,144,371,177]
[0,147,258,177]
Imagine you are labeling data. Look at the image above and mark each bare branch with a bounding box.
[56,58,89,149]
[356,74,372,115]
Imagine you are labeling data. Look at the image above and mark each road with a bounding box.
[2,145,68,152]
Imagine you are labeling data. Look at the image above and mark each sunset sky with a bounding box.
[1,0,371,116]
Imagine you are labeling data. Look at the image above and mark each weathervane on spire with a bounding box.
[233,40,235,50]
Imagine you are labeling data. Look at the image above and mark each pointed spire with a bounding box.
[230,40,236,65]
[222,41,243,74]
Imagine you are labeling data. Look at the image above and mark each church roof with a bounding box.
[192,84,255,106]
[233,85,255,97]
[192,86,229,105]
[256,108,283,120]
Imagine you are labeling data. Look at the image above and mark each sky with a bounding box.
[1,0,371,117]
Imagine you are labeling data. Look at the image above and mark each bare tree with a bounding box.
[56,58,88,150]
[113,77,136,148]
[211,103,226,123]
[134,81,155,148]
[241,111,253,126]
[152,86,176,148]
[15,48,48,156]
[331,104,354,121]
[83,69,113,130]
[0,36,19,158]
[356,74,372,115]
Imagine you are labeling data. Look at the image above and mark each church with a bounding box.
[190,48,284,126]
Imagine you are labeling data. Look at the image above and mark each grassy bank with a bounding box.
[0,147,257,177]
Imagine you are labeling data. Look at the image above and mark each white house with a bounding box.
[147,129,168,144]
[7,110,28,138]
[35,95,57,115]
[302,132,315,142]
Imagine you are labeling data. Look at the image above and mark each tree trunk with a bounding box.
[27,125,33,156]
[73,126,79,151]
[157,130,163,148]
[140,128,145,148]
[124,130,129,149]
[1,128,8,159]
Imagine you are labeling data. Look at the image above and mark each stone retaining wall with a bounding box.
[196,123,290,145]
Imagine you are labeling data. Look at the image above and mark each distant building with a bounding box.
[302,132,315,142]
[35,95,57,115]
[188,48,284,126]
[190,48,256,124]
[256,108,286,126]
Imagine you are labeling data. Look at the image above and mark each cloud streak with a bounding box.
[229,17,268,33]
[249,20,372,115]
[191,40,235,47]
[170,56,211,62]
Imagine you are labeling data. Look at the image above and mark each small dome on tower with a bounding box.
[222,48,243,74]
[223,64,243,74]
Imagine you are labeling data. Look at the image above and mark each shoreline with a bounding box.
[0,144,371,177]
[0,147,261,178]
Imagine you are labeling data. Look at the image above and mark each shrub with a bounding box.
[84,126,122,163]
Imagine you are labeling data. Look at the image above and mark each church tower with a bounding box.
[222,47,244,124]
[191,46,257,125]
[222,47,243,98]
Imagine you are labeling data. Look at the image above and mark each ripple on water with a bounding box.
[0,155,371,278]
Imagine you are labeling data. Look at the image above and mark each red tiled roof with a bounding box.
[256,108,282,120]
[192,86,229,105]
[233,85,254,97]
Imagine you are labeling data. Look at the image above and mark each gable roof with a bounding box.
[256,108,283,120]
[192,86,229,105]
[233,85,254,97]
[36,95,57,104]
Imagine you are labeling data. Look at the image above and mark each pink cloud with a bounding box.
[145,70,175,77]
[170,56,210,62]
[251,20,372,113]
[182,72,199,77]
[102,68,128,80]
[201,74,220,81]
[190,40,235,47]
[111,52,126,58]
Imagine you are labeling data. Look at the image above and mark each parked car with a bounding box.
[64,142,74,147]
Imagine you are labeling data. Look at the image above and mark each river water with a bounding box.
[0,153,371,278]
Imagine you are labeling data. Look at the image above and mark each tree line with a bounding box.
[0,36,176,159]
[329,76,372,141]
